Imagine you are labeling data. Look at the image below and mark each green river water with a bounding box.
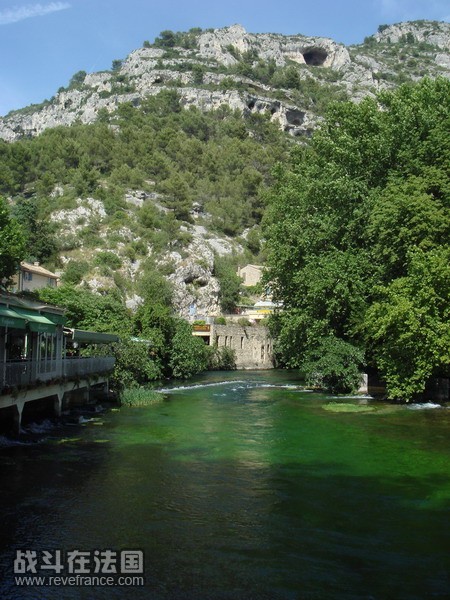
[0,370,449,599]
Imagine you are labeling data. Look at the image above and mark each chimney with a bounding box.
[34,262,40,267]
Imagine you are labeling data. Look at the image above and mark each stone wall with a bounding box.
[212,324,273,369]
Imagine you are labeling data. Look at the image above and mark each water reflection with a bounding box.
[0,371,449,599]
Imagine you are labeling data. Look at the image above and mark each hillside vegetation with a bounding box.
[0,22,449,396]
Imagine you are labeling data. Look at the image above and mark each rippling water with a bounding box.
[1,370,449,599]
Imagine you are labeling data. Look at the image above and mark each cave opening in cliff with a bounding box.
[302,48,328,66]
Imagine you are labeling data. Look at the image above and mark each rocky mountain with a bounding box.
[1,21,448,142]
[2,20,449,318]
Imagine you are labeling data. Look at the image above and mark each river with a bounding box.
[0,370,449,599]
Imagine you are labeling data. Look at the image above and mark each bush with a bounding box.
[301,336,365,395]
[111,340,162,391]
[208,346,236,370]
[120,388,163,406]
[61,260,90,285]
[237,317,252,327]
[95,251,122,270]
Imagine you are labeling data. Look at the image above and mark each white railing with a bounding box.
[2,356,115,388]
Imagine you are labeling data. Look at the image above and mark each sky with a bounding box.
[0,0,448,116]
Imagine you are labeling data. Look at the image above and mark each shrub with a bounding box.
[208,346,236,370]
[111,340,162,391]
[61,260,90,285]
[95,251,122,270]
[120,388,163,406]
[237,317,252,327]
[301,337,365,395]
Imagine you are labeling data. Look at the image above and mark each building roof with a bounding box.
[20,261,59,279]
[239,264,263,271]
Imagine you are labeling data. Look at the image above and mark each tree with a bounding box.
[264,78,450,398]
[154,30,177,48]
[110,340,162,390]
[68,71,87,89]
[12,197,58,264]
[364,248,450,399]
[37,285,132,338]
[0,197,26,283]
[169,320,209,378]
[214,255,242,313]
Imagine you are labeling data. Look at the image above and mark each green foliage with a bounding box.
[36,285,132,337]
[95,251,122,270]
[11,197,58,264]
[0,196,26,282]
[120,387,163,406]
[169,320,209,378]
[137,261,174,307]
[264,78,450,399]
[68,71,87,89]
[111,59,123,72]
[153,28,202,50]
[214,316,227,325]
[208,346,236,370]
[213,256,242,313]
[61,260,90,285]
[237,317,252,327]
[111,340,162,391]
[0,91,287,245]
[302,336,365,394]
[364,248,450,400]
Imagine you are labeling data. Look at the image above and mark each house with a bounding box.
[237,264,263,287]
[14,261,59,293]
[0,291,119,436]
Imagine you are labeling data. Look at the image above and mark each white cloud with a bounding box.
[0,2,70,25]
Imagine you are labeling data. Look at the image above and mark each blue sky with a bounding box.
[0,0,448,116]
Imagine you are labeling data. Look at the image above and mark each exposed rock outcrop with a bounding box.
[1,21,448,142]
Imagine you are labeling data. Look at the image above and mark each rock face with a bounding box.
[197,24,351,69]
[165,228,244,319]
[1,21,448,141]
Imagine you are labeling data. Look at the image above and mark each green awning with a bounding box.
[67,329,120,344]
[0,305,27,330]
[42,312,66,326]
[13,307,56,334]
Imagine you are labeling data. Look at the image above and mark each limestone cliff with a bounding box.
[1,21,448,142]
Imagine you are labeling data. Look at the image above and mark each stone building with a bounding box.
[237,264,263,287]
[213,323,273,369]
